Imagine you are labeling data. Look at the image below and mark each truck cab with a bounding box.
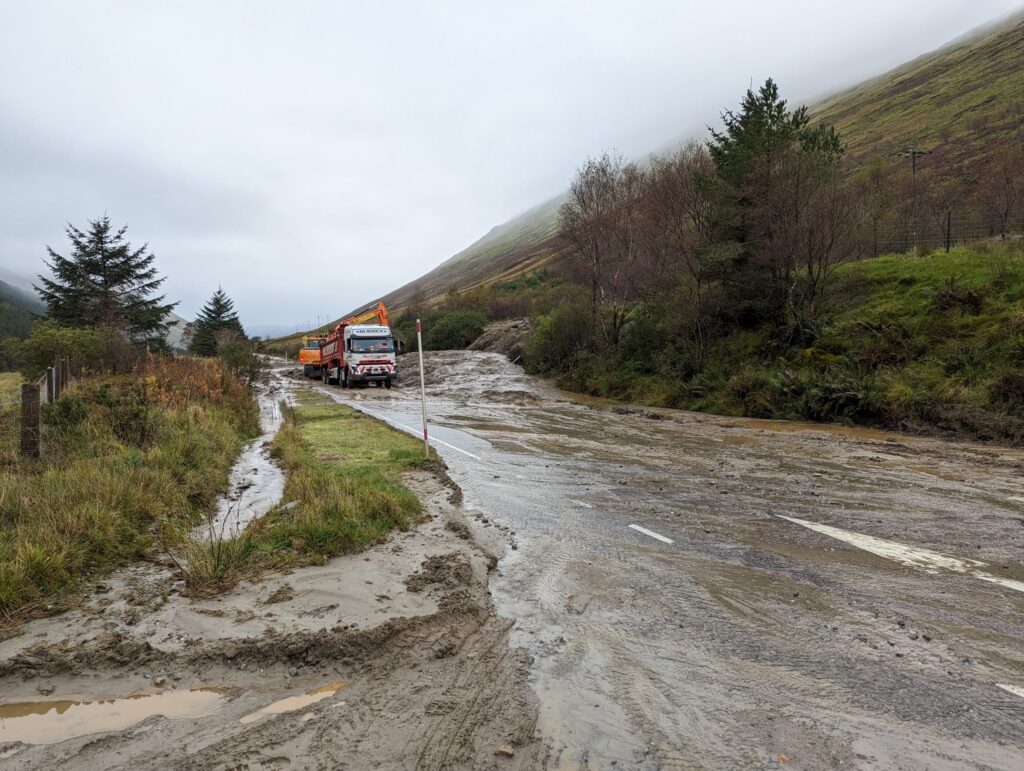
[340,325,397,388]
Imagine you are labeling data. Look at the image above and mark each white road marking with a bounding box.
[776,515,1024,594]
[628,524,674,544]
[997,683,1024,700]
[571,500,594,509]
[317,388,485,461]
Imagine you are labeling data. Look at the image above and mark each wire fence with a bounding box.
[0,357,72,463]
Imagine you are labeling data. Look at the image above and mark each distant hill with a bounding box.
[163,311,191,352]
[813,9,1024,167]
[0,280,44,339]
[273,9,1024,345]
[0,280,45,316]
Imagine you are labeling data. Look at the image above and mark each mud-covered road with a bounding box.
[317,351,1024,769]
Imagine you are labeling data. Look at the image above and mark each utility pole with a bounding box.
[896,147,932,248]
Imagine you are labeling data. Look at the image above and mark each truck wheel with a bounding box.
[341,370,349,389]
[384,378,392,389]
[322,367,328,384]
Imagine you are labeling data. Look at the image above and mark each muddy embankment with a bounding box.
[0,365,544,769]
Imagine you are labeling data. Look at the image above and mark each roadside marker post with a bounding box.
[416,319,429,459]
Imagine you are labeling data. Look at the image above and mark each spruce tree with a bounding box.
[35,215,176,345]
[188,287,247,356]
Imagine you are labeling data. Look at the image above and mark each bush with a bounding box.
[989,370,1024,414]
[934,278,984,315]
[423,310,488,350]
[527,302,594,375]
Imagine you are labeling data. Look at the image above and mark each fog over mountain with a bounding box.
[2,1,1020,328]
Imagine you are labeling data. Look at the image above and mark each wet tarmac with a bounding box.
[312,350,1024,769]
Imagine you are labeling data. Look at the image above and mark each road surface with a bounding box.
[313,350,1024,769]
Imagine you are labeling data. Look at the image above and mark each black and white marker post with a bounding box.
[416,319,429,459]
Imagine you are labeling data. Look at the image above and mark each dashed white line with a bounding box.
[629,524,674,544]
[571,499,594,509]
[776,514,1024,594]
[997,683,1024,700]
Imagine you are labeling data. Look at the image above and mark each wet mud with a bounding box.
[321,350,1024,769]
[0,466,545,769]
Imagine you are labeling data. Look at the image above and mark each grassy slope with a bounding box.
[353,11,1024,319]
[183,391,431,590]
[575,242,1024,442]
[813,11,1024,166]
[265,11,1024,356]
[0,358,258,619]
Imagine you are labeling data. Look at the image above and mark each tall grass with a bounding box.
[182,394,430,592]
[0,357,258,620]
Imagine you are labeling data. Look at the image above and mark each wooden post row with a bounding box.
[20,381,41,459]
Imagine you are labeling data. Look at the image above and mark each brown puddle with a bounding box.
[239,681,350,725]
[0,689,226,745]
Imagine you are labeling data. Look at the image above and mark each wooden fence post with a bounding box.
[62,357,71,392]
[46,366,55,404]
[20,382,41,459]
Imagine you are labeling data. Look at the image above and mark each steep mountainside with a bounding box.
[814,10,1024,166]
[267,10,1024,349]
[379,195,567,313]
[378,11,1024,313]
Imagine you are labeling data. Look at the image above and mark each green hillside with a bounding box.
[814,11,1024,167]
[0,280,44,340]
[377,10,1024,313]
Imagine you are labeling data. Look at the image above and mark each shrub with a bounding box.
[527,302,594,375]
[989,370,1024,414]
[423,310,488,350]
[934,278,984,315]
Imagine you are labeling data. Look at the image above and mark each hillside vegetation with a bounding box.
[0,357,258,619]
[535,242,1024,443]
[354,10,1024,314]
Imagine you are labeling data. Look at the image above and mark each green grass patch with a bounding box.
[182,392,431,591]
[0,357,258,621]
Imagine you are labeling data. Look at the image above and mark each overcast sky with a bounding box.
[2,1,1020,333]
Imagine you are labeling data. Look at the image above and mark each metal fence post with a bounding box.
[20,382,40,459]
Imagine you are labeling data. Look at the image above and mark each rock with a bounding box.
[154,675,167,687]
[495,745,516,758]
[36,683,54,696]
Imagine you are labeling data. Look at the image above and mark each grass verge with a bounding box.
[182,391,432,592]
[0,357,258,623]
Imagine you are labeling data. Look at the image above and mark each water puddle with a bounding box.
[0,689,226,745]
[239,681,349,724]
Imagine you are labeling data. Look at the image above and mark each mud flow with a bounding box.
[201,365,296,539]
[317,350,1024,769]
[0,360,545,770]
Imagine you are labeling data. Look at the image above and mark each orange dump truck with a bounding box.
[298,334,328,378]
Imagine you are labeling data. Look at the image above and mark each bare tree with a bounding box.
[559,153,648,347]
[976,146,1024,239]
[642,142,716,362]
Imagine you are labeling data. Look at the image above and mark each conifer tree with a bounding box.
[35,215,176,344]
[188,287,246,356]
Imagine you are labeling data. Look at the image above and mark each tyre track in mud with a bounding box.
[321,350,1024,769]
